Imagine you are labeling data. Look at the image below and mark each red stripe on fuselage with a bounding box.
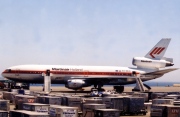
[3,70,135,76]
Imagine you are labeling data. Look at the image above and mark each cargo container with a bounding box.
[15,95,36,109]
[174,101,180,106]
[102,93,120,97]
[82,97,103,104]
[152,99,174,105]
[102,96,124,110]
[0,110,8,117]
[11,89,18,93]
[10,110,27,117]
[132,92,149,102]
[3,91,17,103]
[94,109,120,117]
[30,91,41,97]
[144,102,152,113]
[164,95,180,100]
[23,103,50,113]
[103,96,146,115]
[151,101,179,117]
[151,105,167,117]
[0,100,10,111]
[61,96,82,111]
[44,96,61,105]
[83,104,106,117]
[122,97,146,115]
[49,105,78,117]
[24,90,31,95]
[22,111,49,117]
[151,93,167,99]
[10,110,49,117]
[166,105,180,117]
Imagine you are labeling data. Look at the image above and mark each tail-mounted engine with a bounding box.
[132,57,174,69]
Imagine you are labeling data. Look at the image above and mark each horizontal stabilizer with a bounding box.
[143,68,178,75]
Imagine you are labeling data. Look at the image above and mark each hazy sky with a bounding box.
[0,0,179,82]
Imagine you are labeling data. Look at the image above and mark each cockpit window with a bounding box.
[6,69,11,72]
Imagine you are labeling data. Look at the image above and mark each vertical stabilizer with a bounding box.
[145,38,171,59]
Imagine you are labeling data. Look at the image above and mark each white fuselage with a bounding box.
[2,65,160,85]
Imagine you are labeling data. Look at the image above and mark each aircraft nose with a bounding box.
[1,71,5,77]
[1,69,11,78]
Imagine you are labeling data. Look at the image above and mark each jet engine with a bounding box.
[132,57,174,69]
[65,79,88,89]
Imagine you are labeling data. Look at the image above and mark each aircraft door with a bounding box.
[132,71,136,76]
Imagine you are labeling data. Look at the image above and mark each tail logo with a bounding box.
[150,47,165,58]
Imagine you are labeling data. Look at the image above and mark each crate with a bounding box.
[23,103,50,113]
[94,109,120,117]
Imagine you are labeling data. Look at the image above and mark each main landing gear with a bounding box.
[92,83,125,93]
[92,83,105,92]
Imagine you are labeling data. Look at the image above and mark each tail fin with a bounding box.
[145,38,171,59]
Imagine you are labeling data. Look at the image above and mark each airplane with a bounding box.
[1,38,178,90]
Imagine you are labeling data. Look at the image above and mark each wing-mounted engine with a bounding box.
[132,57,174,69]
[65,79,90,90]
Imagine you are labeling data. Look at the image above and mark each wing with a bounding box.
[143,68,178,75]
